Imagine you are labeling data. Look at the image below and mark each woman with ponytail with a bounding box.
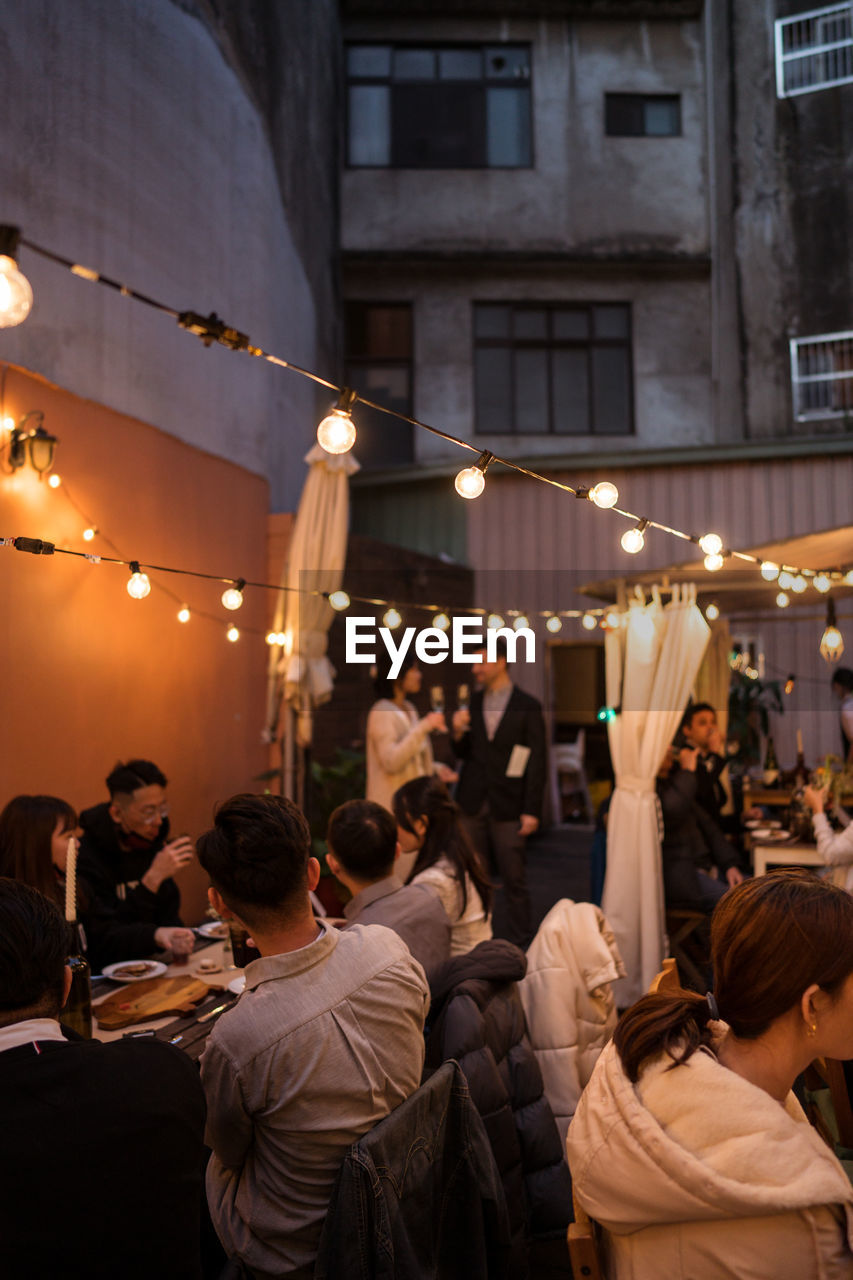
[393,775,493,957]
[568,869,853,1278]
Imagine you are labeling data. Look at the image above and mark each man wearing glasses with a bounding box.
[78,759,195,958]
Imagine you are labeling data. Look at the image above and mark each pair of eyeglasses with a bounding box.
[138,803,169,822]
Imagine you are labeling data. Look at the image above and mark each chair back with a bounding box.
[567,1190,605,1279]
[648,957,679,994]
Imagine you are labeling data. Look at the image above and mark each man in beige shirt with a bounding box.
[198,794,429,1280]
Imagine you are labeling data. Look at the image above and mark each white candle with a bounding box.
[796,728,804,756]
[65,836,77,922]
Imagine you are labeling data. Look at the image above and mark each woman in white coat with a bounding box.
[805,783,853,891]
[365,653,452,816]
[568,869,853,1279]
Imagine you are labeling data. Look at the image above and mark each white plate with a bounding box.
[196,921,229,939]
[102,960,167,983]
[227,975,246,996]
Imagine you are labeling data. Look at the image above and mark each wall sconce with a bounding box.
[8,411,59,477]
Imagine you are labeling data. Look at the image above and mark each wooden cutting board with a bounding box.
[94,974,221,1030]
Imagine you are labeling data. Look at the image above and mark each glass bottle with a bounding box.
[763,736,780,788]
[63,923,92,1039]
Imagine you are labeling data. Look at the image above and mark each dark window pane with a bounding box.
[514,349,549,432]
[513,309,547,340]
[552,349,590,433]
[605,94,681,137]
[345,363,413,467]
[392,83,485,167]
[346,304,412,359]
[393,49,436,80]
[439,49,482,80]
[348,86,390,165]
[486,87,532,166]
[553,309,589,340]
[644,98,681,136]
[474,305,510,339]
[592,347,631,434]
[348,46,391,79]
[485,46,530,79]
[593,305,629,339]
[475,347,512,433]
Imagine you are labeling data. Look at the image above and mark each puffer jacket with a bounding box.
[568,1038,853,1279]
[518,898,624,1145]
[424,939,572,1279]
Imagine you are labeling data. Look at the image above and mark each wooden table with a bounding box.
[742,784,794,809]
[752,840,826,879]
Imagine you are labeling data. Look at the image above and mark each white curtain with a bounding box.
[602,584,710,1004]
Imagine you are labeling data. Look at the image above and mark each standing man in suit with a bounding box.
[452,636,546,947]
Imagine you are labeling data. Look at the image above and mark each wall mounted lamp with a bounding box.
[8,411,59,476]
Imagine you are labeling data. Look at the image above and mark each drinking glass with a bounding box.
[430,686,445,715]
[456,683,470,711]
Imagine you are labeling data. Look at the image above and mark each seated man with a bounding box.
[657,746,744,913]
[680,702,729,827]
[198,793,430,1280]
[0,877,206,1279]
[78,759,195,958]
[326,798,451,975]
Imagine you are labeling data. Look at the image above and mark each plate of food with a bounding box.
[751,828,791,843]
[196,920,229,939]
[102,960,168,983]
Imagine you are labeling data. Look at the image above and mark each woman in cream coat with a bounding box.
[365,654,453,813]
[568,869,853,1279]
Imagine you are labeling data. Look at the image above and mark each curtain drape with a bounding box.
[602,584,710,1004]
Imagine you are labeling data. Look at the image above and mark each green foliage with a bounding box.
[308,748,367,875]
[727,669,783,769]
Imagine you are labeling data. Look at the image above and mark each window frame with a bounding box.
[604,93,682,138]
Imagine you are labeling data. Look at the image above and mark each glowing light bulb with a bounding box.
[705,603,720,621]
[760,561,779,581]
[846,570,853,587]
[2,415,15,434]
[226,625,240,643]
[0,252,33,328]
[604,610,621,629]
[82,527,97,542]
[127,564,151,599]
[791,575,807,594]
[776,591,790,609]
[590,481,619,509]
[704,553,724,572]
[699,533,722,556]
[317,410,356,455]
[383,608,402,630]
[546,615,562,633]
[487,613,505,630]
[620,526,645,555]
[221,582,245,611]
[784,675,795,695]
[47,473,61,488]
[329,590,350,611]
[777,571,794,591]
[266,631,278,646]
[581,613,597,631]
[433,613,451,631]
[177,606,191,624]
[513,615,530,631]
[276,632,288,646]
[821,626,844,664]
[455,465,486,499]
[813,574,831,593]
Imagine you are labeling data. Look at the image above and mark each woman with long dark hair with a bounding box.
[568,869,853,1278]
[393,775,492,956]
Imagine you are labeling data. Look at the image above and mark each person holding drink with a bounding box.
[365,656,456,807]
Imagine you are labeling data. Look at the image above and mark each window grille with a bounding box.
[790,330,853,420]
[775,3,853,97]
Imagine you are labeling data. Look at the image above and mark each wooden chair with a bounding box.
[648,957,680,994]
[806,1056,853,1150]
[665,909,708,993]
[568,1191,604,1279]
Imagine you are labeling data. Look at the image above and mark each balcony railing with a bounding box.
[790,330,853,421]
[775,3,853,96]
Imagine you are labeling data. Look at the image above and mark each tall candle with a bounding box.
[65,836,77,922]
[796,728,804,756]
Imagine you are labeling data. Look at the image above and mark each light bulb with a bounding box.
[177,606,191,624]
[455,465,486,499]
[328,590,350,611]
[276,631,288,646]
[581,613,597,631]
[487,613,505,630]
[226,625,240,643]
[704,553,724,572]
[127,568,151,599]
[791,575,807,594]
[546,615,562,633]
[813,574,832,593]
[82,527,97,542]
[433,613,451,631]
[47,473,61,488]
[513,615,530,631]
[266,631,278,645]
[784,675,795,695]
[620,526,645,555]
[760,561,779,581]
[846,571,853,586]
[2,415,15,434]
[317,410,356,455]
[699,533,722,556]
[0,253,33,328]
[221,583,244,611]
[604,610,621,628]
[777,570,794,591]
[776,591,790,609]
[383,608,402,630]
[705,603,720,621]
[590,481,619,509]
[820,626,844,664]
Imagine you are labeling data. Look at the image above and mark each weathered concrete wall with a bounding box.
[0,0,340,510]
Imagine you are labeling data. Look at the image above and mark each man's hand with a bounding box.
[435,763,459,785]
[452,707,471,739]
[142,836,195,893]
[679,747,699,773]
[803,784,829,815]
[154,925,195,955]
[518,814,539,838]
[726,866,745,888]
[708,727,724,756]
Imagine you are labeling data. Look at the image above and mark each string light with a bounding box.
[316,388,357,456]
[589,481,619,509]
[433,613,451,631]
[513,614,530,630]
[620,519,648,555]
[328,590,350,611]
[226,625,240,643]
[813,574,831,593]
[820,598,844,664]
[705,603,720,621]
[266,631,278,645]
[487,613,505,630]
[383,608,402,630]
[221,579,245,611]
[604,610,621,629]
[704,553,724,572]
[791,574,807,594]
[597,705,618,722]
[784,674,796,695]
[455,450,493,500]
[276,631,288,647]
[47,473,61,488]
[126,561,151,599]
[0,226,33,328]
[776,591,790,609]
[778,570,794,590]
[581,613,598,631]
[699,533,723,556]
[546,615,562,633]
[177,605,191,623]
[760,561,780,581]
[82,527,97,541]
[2,415,15,434]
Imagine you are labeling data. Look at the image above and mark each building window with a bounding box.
[605,94,681,137]
[790,330,853,421]
[346,44,532,168]
[473,303,633,436]
[345,302,415,467]
[775,4,853,97]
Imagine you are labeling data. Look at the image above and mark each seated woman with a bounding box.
[393,775,492,957]
[805,783,853,890]
[568,869,853,1278]
[0,795,191,970]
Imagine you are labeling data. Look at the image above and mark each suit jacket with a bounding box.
[454,686,546,822]
[657,768,739,908]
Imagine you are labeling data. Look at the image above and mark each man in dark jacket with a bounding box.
[657,746,745,912]
[77,758,195,959]
[0,877,207,1279]
[453,639,546,948]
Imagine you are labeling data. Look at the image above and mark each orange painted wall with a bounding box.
[0,365,270,923]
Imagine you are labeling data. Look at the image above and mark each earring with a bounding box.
[807,1023,817,1038]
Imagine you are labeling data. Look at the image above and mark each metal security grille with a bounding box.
[790,330,853,420]
[775,3,853,96]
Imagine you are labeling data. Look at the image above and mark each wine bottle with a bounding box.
[63,924,92,1039]
[763,736,780,787]
[794,728,808,787]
